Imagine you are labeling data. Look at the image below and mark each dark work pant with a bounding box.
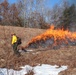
[13,43,20,55]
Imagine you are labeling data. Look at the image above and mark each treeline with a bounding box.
[0,0,76,30]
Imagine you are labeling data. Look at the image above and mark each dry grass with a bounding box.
[0,25,76,75]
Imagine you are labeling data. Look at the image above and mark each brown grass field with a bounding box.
[0,25,76,75]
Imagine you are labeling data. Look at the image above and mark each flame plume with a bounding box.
[26,25,76,49]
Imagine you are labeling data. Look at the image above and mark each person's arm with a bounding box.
[12,36,14,44]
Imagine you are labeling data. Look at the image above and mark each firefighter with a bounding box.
[11,33,21,56]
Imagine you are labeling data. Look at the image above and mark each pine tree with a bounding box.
[62,4,76,30]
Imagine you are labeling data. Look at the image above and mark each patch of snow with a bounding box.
[33,64,67,75]
[0,64,67,75]
[0,65,32,75]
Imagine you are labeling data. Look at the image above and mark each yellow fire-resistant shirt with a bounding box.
[12,35,17,44]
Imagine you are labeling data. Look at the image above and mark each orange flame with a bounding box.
[27,25,76,46]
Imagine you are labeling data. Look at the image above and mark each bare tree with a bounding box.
[9,3,22,26]
[16,0,29,27]
[16,0,46,28]
[0,0,10,25]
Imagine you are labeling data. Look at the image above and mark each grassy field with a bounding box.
[0,25,76,75]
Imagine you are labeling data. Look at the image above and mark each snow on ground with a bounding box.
[0,64,67,75]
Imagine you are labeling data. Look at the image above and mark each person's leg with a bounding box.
[13,43,21,56]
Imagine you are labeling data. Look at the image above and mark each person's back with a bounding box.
[17,37,22,45]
